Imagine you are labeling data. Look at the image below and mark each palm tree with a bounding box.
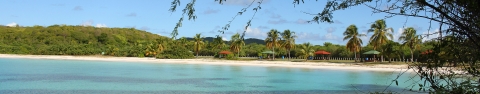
[155,43,165,58]
[382,40,400,63]
[213,35,225,49]
[281,29,296,60]
[193,33,204,58]
[368,19,394,62]
[230,33,245,57]
[178,37,188,46]
[297,42,315,61]
[145,43,155,57]
[399,27,421,62]
[343,24,366,62]
[265,29,281,60]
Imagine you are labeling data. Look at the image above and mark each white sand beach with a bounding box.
[0,54,413,72]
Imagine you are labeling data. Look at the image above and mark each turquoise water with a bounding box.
[0,58,424,93]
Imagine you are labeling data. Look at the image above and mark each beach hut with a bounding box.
[218,51,232,58]
[314,50,331,60]
[261,51,274,59]
[363,50,380,62]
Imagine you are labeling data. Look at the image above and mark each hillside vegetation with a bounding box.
[0,25,173,57]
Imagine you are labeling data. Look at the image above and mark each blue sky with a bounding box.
[1,0,440,45]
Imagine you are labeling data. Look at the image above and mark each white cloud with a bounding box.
[321,33,340,41]
[325,27,336,33]
[80,20,93,26]
[203,8,219,14]
[270,14,281,19]
[393,28,404,42]
[218,34,230,41]
[421,29,440,42]
[222,37,229,41]
[139,26,150,30]
[296,32,321,42]
[95,24,107,28]
[243,27,267,39]
[6,22,18,27]
[356,30,371,45]
[411,24,423,31]
[295,19,309,24]
[334,20,343,24]
[267,19,288,24]
[257,26,269,29]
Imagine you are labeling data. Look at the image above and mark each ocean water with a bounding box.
[0,58,425,94]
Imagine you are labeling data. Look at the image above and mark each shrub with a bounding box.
[226,54,237,60]
[156,46,194,59]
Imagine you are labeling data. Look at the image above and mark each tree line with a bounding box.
[0,23,434,61]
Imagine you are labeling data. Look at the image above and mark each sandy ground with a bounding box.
[0,54,413,72]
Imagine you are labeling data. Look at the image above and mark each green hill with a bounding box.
[0,25,169,56]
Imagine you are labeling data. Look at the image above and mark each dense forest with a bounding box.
[0,25,434,60]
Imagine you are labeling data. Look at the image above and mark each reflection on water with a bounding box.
[0,58,426,94]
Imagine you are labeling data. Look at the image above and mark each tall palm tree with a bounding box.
[399,27,421,62]
[230,33,245,57]
[343,24,366,62]
[213,35,225,49]
[297,42,315,61]
[193,33,204,58]
[281,29,296,60]
[368,19,394,62]
[265,29,281,60]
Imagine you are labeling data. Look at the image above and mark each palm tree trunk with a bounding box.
[354,51,357,62]
[196,46,199,58]
[381,55,383,62]
[272,46,275,60]
[381,49,384,62]
[288,49,291,60]
[410,50,414,63]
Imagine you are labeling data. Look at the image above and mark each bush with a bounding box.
[226,54,237,60]
[156,46,194,59]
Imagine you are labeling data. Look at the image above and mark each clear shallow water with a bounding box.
[0,58,424,94]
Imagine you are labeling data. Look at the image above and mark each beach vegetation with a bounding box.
[229,33,245,57]
[265,29,281,60]
[156,45,194,59]
[343,25,365,62]
[280,29,296,60]
[368,19,394,62]
[398,27,422,63]
[226,53,237,60]
[193,33,205,58]
[296,42,315,61]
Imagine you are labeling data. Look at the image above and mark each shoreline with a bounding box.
[0,54,413,72]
